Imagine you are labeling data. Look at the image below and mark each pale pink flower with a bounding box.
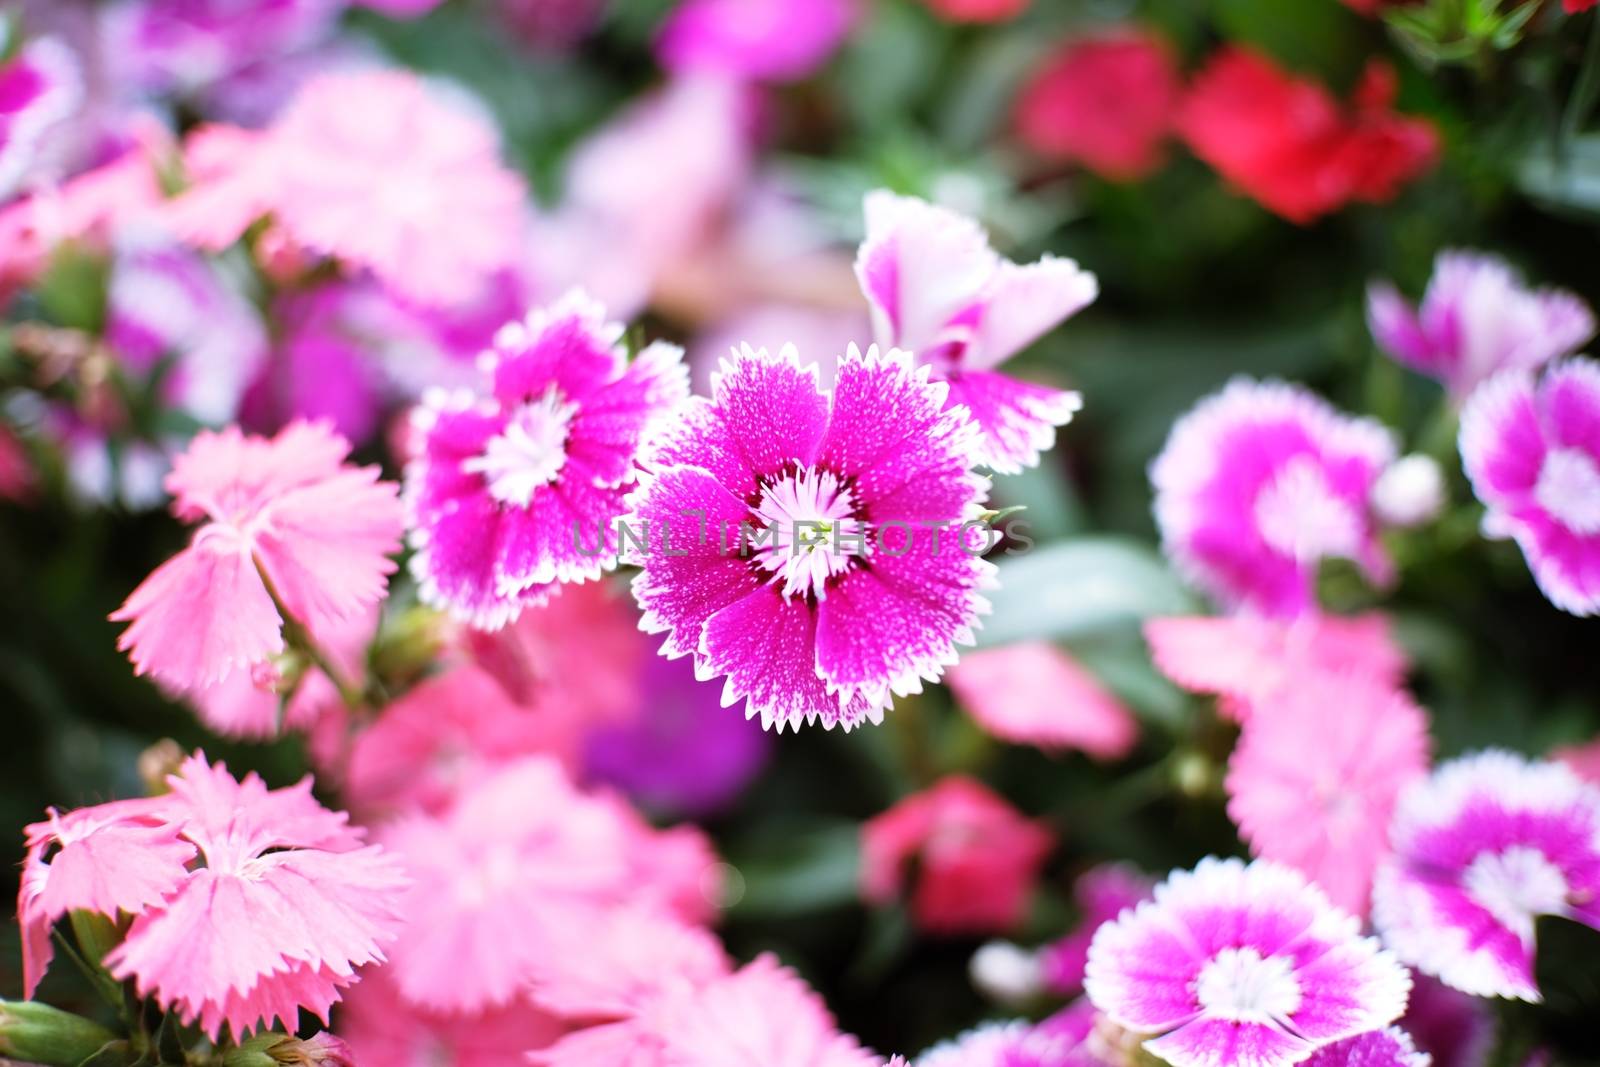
[1554,737,1600,785]
[1226,675,1431,916]
[0,36,82,201]
[945,641,1138,759]
[111,421,403,693]
[338,965,567,1067]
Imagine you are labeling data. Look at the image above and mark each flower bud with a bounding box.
[1371,453,1446,528]
[221,1031,355,1067]
[0,1000,121,1067]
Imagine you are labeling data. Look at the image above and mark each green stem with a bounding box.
[254,561,366,711]
[1561,10,1600,153]
[48,930,125,1022]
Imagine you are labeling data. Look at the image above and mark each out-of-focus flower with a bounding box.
[337,965,567,1067]
[1178,50,1439,224]
[1555,736,1600,785]
[1150,378,1399,617]
[968,941,1044,1005]
[1401,975,1493,1067]
[856,191,1094,473]
[1085,857,1412,1067]
[861,776,1053,935]
[0,424,36,502]
[630,344,992,731]
[915,1008,1097,1067]
[111,421,403,692]
[21,754,407,1040]
[920,0,1029,23]
[945,641,1137,759]
[1144,612,1408,718]
[1014,29,1180,180]
[1303,1029,1431,1067]
[1458,358,1600,615]
[1372,750,1600,1001]
[1569,0,1597,13]
[406,293,688,629]
[657,0,855,82]
[350,0,447,15]
[1368,251,1594,400]
[689,304,869,397]
[1372,453,1447,528]
[1038,864,1153,996]
[168,70,529,306]
[495,0,609,49]
[0,35,82,201]
[1226,675,1431,916]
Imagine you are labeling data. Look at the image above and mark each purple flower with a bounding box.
[628,343,992,731]
[1368,250,1593,400]
[406,292,689,629]
[855,191,1096,474]
[1303,1029,1432,1067]
[1151,378,1399,617]
[1372,750,1600,1002]
[0,35,81,200]
[1084,857,1412,1067]
[656,0,857,83]
[1459,358,1600,616]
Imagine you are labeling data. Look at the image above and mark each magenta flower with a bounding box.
[406,293,689,629]
[945,641,1138,759]
[112,421,403,693]
[630,343,992,731]
[102,0,341,98]
[1226,676,1431,916]
[656,0,857,82]
[1151,379,1399,617]
[0,36,81,200]
[1302,1029,1431,1067]
[855,192,1095,474]
[1459,358,1600,616]
[1368,250,1593,400]
[915,1005,1098,1067]
[1372,750,1600,1002]
[1038,863,1154,997]
[1085,857,1412,1067]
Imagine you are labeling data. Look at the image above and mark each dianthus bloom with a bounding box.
[1372,750,1600,1001]
[112,421,403,692]
[630,343,992,730]
[0,36,81,200]
[1085,857,1412,1067]
[167,70,528,306]
[856,191,1095,473]
[19,754,406,1039]
[656,0,856,82]
[1150,379,1399,616]
[406,293,688,629]
[944,641,1138,759]
[1368,250,1594,400]
[1226,676,1431,916]
[1303,1029,1431,1067]
[861,776,1054,935]
[1458,358,1600,616]
[1014,29,1180,180]
[1178,49,1438,224]
[915,1003,1099,1067]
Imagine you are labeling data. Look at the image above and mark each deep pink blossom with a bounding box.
[945,641,1138,759]
[657,0,856,82]
[855,191,1095,473]
[1038,864,1154,997]
[0,36,81,201]
[1302,1029,1431,1067]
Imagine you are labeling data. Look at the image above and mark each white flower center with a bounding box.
[750,467,868,599]
[1463,846,1571,945]
[1534,447,1600,535]
[1194,947,1302,1024]
[1254,455,1363,563]
[464,391,576,508]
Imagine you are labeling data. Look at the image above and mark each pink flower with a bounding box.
[1151,379,1398,617]
[1085,857,1412,1067]
[1226,676,1431,916]
[1038,864,1154,997]
[1458,358,1600,616]
[111,421,403,693]
[338,965,568,1067]
[1372,750,1600,1001]
[1303,1029,1431,1067]
[406,292,688,629]
[855,191,1095,473]
[1014,29,1180,180]
[1369,251,1593,400]
[861,776,1054,935]
[102,0,341,98]
[1554,737,1600,785]
[1144,612,1408,719]
[1401,975,1493,1067]
[168,70,529,306]
[920,0,1029,22]
[915,1003,1099,1066]
[0,36,81,200]
[945,641,1138,759]
[630,343,992,731]
[656,0,856,82]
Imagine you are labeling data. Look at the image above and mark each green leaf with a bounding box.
[37,242,109,334]
[727,821,861,918]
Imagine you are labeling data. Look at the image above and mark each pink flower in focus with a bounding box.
[945,641,1138,759]
[657,0,856,82]
[629,343,992,731]
[1369,251,1593,401]
[111,421,403,692]
[916,1002,1099,1066]
[406,293,688,629]
[0,36,82,201]
[856,191,1095,473]
[1038,864,1154,997]
[1151,379,1399,617]
[1085,857,1412,1067]
[1226,675,1431,916]
[1458,358,1600,616]
[1014,30,1180,180]
[1372,751,1600,1001]
[861,776,1054,935]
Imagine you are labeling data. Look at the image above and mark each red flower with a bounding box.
[1014,28,1181,180]
[1177,47,1439,224]
[921,0,1028,23]
[860,776,1053,935]
[1569,0,1597,11]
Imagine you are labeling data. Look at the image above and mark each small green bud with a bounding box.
[0,999,120,1067]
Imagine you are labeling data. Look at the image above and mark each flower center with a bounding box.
[464,391,575,508]
[1534,447,1600,535]
[750,467,868,599]
[1463,846,1571,945]
[1254,455,1363,563]
[1194,947,1302,1024]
